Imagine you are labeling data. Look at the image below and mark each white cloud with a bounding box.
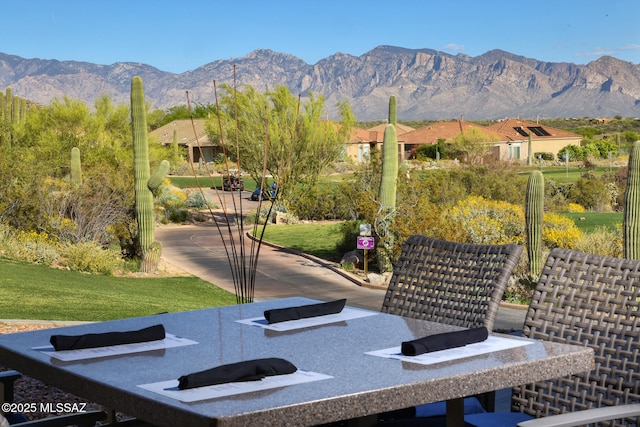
[619,44,640,51]
[443,43,465,52]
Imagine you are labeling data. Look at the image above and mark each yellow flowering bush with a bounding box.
[438,196,525,245]
[567,203,586,213]
[542,213,582,249]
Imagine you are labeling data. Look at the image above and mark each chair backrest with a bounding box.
[381,235,523,331]
[514,248,640,422]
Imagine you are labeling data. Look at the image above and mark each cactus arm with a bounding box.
[148,160,170,193]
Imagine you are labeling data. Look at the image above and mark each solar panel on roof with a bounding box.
[513,127,529,137]
[527,126,551,136]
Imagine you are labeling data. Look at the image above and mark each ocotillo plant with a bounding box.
[623,140,640,259]
[183,70,276,304]
[525,170,544,276]
[70,146,82,185]
[376,123,398,273]
[131,76,170,273]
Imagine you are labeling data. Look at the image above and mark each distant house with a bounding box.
[401,120,515,162]
[486,118,583,161]
[346,123,415,163]
[149,119,223,164]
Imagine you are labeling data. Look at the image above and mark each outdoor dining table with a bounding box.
[0,297,594,427]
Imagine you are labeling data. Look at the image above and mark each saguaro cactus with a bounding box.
[376,123,398,273]
[379,124,398,210]
[623,140,640,259]
[131,76,169,273]
[70,147,82,185]
[525,170,544,276]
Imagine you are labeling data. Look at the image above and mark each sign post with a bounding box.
[357,224,373,276]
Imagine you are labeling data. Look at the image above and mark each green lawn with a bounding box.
[0,258,237,321]
[261,223,345,262]
[563,212,622,233]
[519,166,619,183]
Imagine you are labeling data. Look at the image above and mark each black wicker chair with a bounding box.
[465,248,640,427]
[381,235,523,332]
[377,235,523,425]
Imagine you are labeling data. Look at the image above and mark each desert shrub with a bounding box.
[158,188,186,208]
[573,225,622,257]
[289,185,350,221]
[58,241,123,275]
[566,178,612,211]
[163,206,190,223]
[534,152,555,161]
[437,196,525,245]
[542,213,582,249]
[185,191,210,209]
[5,230,60,266]
[336,220,362,255]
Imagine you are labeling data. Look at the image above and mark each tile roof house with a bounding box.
[346,123,415,163]
[149,119,222,164]
[401,120,515,162]
[486,118,583,161]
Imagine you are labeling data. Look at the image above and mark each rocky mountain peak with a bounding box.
[1,46,638,120]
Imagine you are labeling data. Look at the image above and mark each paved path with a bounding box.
[155,222,527,332]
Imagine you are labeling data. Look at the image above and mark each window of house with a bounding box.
[508,143,521,160]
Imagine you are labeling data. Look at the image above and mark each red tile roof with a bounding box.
[401,120,515,144]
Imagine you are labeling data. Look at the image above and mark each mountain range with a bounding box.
[1,45,639,121]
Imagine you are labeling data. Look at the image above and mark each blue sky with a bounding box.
[3,0,639,74]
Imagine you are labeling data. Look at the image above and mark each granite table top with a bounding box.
[0,297,594,427]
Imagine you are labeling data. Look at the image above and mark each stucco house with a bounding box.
[486,118,583,162]
[399,118,583,163]
[149,119,223,164]
[346,123,415,163]
[401,120,515,162]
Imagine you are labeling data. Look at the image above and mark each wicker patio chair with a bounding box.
[377,235,523,425]
[381,235,523,332]
[465,247,640,427]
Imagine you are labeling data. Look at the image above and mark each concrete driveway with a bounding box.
[156,187,386,310]
[155,189,526,332]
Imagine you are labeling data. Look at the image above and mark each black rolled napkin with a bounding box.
[263,299,347,324]
[401,327,489,356]
[178,357,297,390]
[50,324,166,351]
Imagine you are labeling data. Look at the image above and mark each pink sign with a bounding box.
[357,236,375,250]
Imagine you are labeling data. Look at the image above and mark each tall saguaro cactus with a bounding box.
[131,76,170,273]
[525,170,544,276]
[623,140,640,259]
[376,123,399,273]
